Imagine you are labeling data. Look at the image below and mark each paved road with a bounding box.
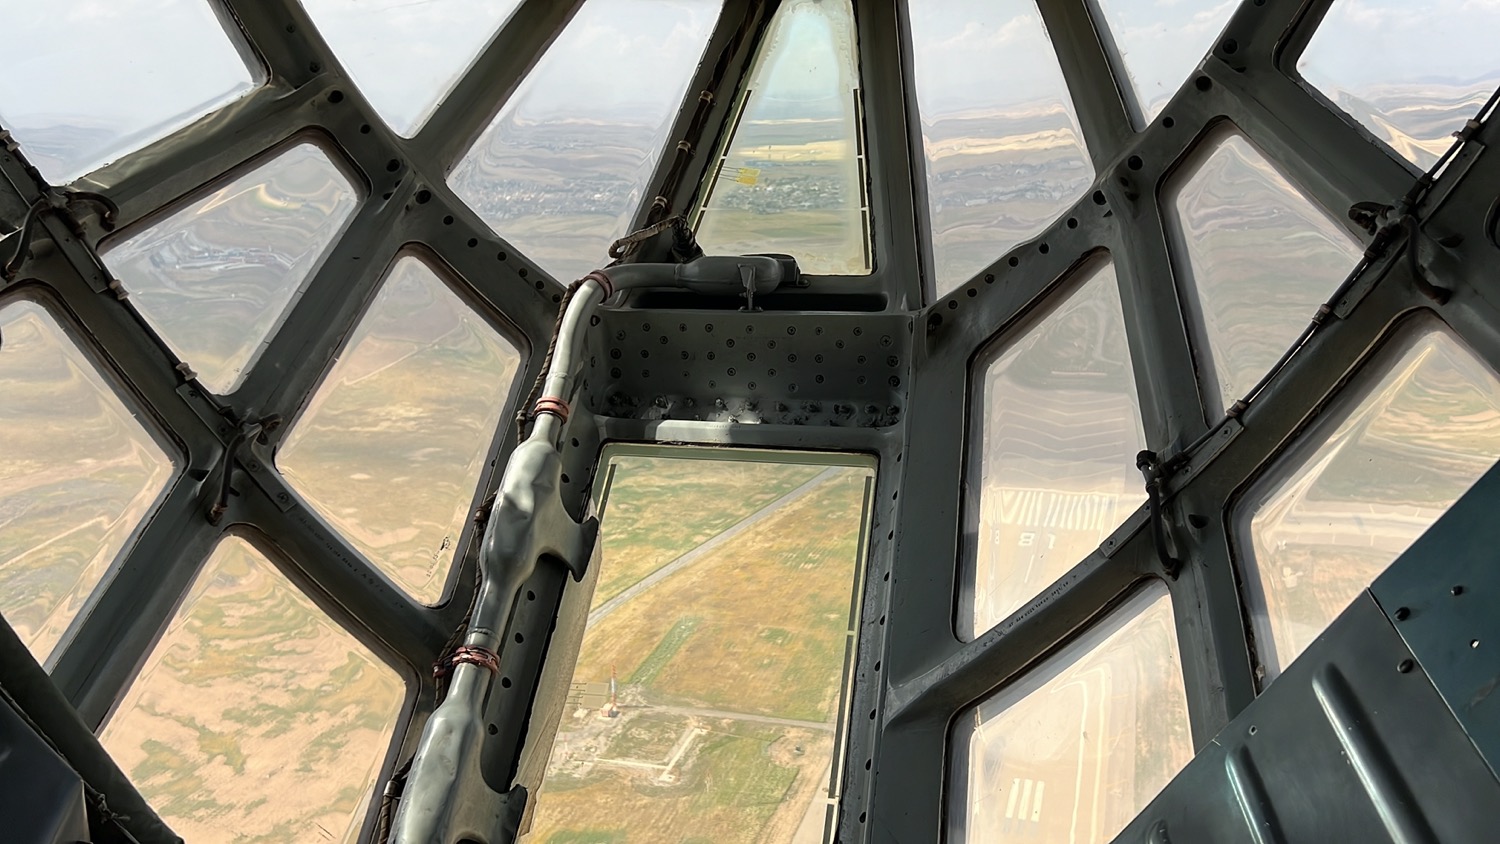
[586,467,844,630]
[645,703,835,732]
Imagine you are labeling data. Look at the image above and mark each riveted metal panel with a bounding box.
[1114,591,1500,844]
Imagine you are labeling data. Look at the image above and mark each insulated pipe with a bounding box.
[390,255,788,844]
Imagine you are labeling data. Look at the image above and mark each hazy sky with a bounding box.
[1299,0,1500,88]
[2,0,1497,181]
[497,0,721,123]
[302,0,526,135]
[0,0,255,123]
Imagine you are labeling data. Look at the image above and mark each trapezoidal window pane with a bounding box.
[967,260,1145,640]
[0,300,174,662]
[450,0,722,284]
[103,143,359,394]
[0,0,260,184]
[694,0,872,276]
[1298,0,1500,169]
[951,582,1191,844]
[277,257,520,604]
[1167,131,1362,417]
[1237,325,1500,681]
[99,536,405,843]
[299,0,523,136]
[908,0,1093,295]
[1090,0,1238,126]
[525,448,873,844]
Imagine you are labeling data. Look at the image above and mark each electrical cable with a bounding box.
[1159,83,1500,477]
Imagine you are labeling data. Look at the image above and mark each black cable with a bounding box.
[1158,83,1499,474]
[514,277,583,439]
[205,416,278,524]
[372,755,414,844]
[1136,451,1183,578]
[2,196,46,280]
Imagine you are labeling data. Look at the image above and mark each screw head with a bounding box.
[1452,585,1466,596]
[1397,659,1415,673]
[1394,606,1410,621]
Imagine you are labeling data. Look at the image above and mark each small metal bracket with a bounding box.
[739,262,759,311]
[1162,417,1245,499]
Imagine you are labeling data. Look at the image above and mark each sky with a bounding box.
[1,0,1496,181]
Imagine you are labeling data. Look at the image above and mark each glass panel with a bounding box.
[0,0,259,184]
[450,0,721,284]
[525,449,873,844]
[0,300,174,662]
[103,144,358,394]
[277,257,520,604]
[1239,327,1500,680]
[99,537,405,843]
[908,0,1093,295]
[1091,0,1238,125]
[1168,132,1362,416]
[299,0,524,136]
[967,261,1145,639]
[694,0,871,276]
[1298,0,1500,169]
[951,583,1191,844]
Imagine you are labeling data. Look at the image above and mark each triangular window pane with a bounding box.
[450,0,722,283]
[1298,0,1500,168]
[1240,327,1500,680]
[299,0,524,136]
[909,0,1093,295]
[0,1,260,184]
[277,257,521,604]
[1166,131,1362,415]
[694,0,871,275]
[104,143,358,395]
[1091,0,1238,126]
[100,537,405,841]
[0,301,175,662]
[966,261,1145,639]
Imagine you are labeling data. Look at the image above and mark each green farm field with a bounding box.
[575,469,868,722]
[526,454,870,844]
[592,457,825,608]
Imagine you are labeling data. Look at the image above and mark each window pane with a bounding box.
[1239,327,1500,679]
[951,583,1191,844]
[0,300,174,662]
[526,450,873,844]
[1298,0,1500,169]
[1168,132,1362,416]
[694,0,871,276]
[0,0,259,184]
[299,0,523,136]
[450,0,721,283]
[1091,0,1238,125]
[99,537,405,843]
[277,257,520,604]
[908,0,1093,295]
[103,144,358,394]
[967,261,1145,639]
